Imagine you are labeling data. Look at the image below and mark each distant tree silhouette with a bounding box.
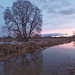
[3,0,42,42]
[33,34,41,37]
[3,35,12,39]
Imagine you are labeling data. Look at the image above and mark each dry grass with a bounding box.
[0,38,73,62]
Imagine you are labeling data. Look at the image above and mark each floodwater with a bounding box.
[0,42,75,75]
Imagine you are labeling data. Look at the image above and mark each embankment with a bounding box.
[0,38,73,61]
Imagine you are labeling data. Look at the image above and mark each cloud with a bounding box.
[47,9,56,14]
[40,0,72,15]
[39,0,47,3]
[59,8,75,15]
[0,5,4,9]
[62,0,71,6]
[49,0,55,3]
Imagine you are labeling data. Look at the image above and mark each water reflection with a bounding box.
[1,41,75,75]
[73,41,75,47]
[0,51,43,75]
[53,41,75,49]
[0,41,23,44]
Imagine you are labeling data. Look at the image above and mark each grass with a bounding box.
[0,37,74,62]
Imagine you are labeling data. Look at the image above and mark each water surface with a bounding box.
[0,42,75,75]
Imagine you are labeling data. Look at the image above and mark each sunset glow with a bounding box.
[41,28,75,36]
[0,0,75,36]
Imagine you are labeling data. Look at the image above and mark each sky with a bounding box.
[0,0,75,36]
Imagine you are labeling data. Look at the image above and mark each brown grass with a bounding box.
[0,38,73,62]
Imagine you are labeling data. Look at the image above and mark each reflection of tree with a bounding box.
[3,50,43,75]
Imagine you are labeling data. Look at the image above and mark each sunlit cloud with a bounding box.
[41,28,75,36]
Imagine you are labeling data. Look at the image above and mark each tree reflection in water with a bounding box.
[2,50,43,75]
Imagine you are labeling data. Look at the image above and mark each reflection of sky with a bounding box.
[0,0,75,36]
[53,41,75,49]
[42,41,75,75]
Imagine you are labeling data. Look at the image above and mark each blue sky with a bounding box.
[0,0,75,36]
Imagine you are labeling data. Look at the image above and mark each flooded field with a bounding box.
[0,41,75,75]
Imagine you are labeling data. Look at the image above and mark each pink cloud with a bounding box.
[41,28,75,36]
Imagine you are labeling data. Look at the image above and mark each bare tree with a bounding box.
[3,0,42,42]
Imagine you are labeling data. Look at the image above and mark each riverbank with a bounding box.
[0,38,73,62]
